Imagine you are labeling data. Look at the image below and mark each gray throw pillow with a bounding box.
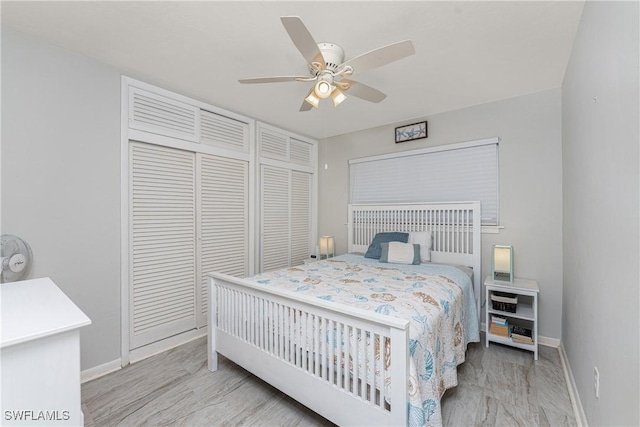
[364,232,409,259]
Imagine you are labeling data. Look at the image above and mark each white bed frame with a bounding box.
[208,202,481,426]
[348,202,482,319]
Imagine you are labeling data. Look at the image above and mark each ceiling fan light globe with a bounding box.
[314,80,332,98]
[331,89,347,107]
[304,88,320,108]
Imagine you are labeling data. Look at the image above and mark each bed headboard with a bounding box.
[347,202,482,320]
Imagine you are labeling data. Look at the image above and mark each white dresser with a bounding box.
[1,278,91,426]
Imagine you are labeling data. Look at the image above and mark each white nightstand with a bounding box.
[484,276,539,360]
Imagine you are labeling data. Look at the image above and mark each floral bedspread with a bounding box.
[246,254,479,427]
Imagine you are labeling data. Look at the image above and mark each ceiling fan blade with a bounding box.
[238,76,310,84]
[339,79,387,103]
[280,16,325,66]
[299,99,313,112]
[340,40,415,74]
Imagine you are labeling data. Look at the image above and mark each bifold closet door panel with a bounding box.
[198,154,249,325]
[260,166,312,272]
[130,142,197,349]
[260,165,291,272]
[290,171,312,267]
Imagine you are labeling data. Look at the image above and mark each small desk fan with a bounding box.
[1,234,33,283]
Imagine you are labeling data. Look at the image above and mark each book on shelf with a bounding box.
[510,325,533,344]
[490,291,518,304]
[510,325,532,338]
[490,323,509,337]
[491,329,509,338]
[512,336,534,344]
[491,315,507,325]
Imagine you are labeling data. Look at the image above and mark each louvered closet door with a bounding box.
[290,171,311,266]
[130,142,197,349]
[261,166,291,271]
[198,154,249,325]
[260,167,312,271]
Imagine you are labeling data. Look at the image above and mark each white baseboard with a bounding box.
[129,328,207,364]
[559,343,588,427]
[81,329,207,383]
[480,322,560,348]
[81,358,122,384]
[538,335,560,348]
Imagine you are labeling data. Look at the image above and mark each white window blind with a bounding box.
[349,139,499,225]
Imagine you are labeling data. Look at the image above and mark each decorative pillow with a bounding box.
[364,232,409,259]
[379,242,421,265]
[408,231,432,262]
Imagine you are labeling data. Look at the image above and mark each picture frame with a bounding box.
[395,121,428,143]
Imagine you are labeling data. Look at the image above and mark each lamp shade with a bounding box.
[319,236,335,259]
[492,245,513,282]
[331,88,347,107]
[315,80,332,98]
[304,88,321,108]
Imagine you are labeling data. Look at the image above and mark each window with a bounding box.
[349,138,499,225]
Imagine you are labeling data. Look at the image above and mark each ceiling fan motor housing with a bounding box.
[317,43,345,72]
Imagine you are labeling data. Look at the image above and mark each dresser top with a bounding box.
[1,277,91,348]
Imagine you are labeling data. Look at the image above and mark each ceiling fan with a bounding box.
[239,16,415,111]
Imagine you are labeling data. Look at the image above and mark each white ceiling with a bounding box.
[1,1,584,140]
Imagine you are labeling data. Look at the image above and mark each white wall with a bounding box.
[319,89,564,339]
[1,28,122,370]
[561,1,639,425]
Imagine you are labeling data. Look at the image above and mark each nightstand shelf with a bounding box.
[488,302,534,322]
[485,276,539,360]
[486,333,536,352]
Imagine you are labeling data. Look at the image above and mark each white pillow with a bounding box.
[408,231,432,262]
[382,242,420,265]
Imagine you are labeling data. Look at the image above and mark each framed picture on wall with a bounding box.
[395,121,427,143]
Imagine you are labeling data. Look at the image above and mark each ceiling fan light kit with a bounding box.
[303,79,345,109]
[239,16,415,111]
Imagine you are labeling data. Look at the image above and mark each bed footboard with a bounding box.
[207,273,410,426]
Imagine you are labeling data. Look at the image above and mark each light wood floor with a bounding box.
[82,334,576,426]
